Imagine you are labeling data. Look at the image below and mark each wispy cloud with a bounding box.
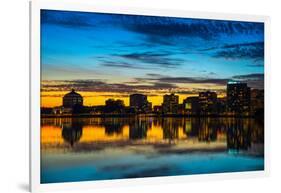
[155,77,229,85]
[41,10,97,28]
[232,73,264,80]
[100,60,150,70]
[213,41,264,61]
[41,79,177,93]
[41,10,265,93]
[134,73,264,89]
[232,73,264,89]
[116,51,184,68]
[120,16,264,49]
[123,17,263,39]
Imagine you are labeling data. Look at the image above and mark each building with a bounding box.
[63,89,83,108]
[105,99,125,107]
[227,82,251,115]
[153,105,163,113]
[104,99,125,113]
[183,96,199,115]
[199,91,217,115]
[52,106,73,115]
[129,94,152,113]
[162,93,179,114]
[51,89,84,115]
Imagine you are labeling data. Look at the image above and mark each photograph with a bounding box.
[40,9,265,184]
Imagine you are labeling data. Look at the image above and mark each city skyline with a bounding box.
[40,9,265,184]
[41,84,263,108]
[43,81,264,117]
[41,10,264,107]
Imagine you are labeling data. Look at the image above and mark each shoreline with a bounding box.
[41,114,261,118]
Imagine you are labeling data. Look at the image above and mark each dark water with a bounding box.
[41,117,264,183]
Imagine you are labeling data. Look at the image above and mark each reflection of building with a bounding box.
[227,82,251,115]
[129,94,152,113]
[63,89,83,108]
[183,118,200,137]
[251,89,264,116]
[162,93,179,114]
[183,97,199,115]
[198,119,217,142]
[162,118,180,140]
[61,119,83,147]
[217,97,227,115]
[129,118,149,139]
[199,91,217,114]
[103,118,124,135]
[227,120,251,150]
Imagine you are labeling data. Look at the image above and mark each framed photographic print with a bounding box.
[30,0,270,192]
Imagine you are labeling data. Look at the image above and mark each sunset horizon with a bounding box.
[40,9,265,184]
[41,10,264,108]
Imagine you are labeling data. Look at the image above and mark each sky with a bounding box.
[40,9,264,107]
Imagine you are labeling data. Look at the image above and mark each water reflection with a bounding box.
[129,118,150,139]
[227,119,251,150]
[104,118,123,136]
[41,117,264,183]
[41,117,264,154]
[61,120,83,147]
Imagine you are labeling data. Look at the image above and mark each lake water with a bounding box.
[41,117,264,183]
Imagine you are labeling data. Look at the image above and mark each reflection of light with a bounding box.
[217,131,226,141]
[178,126,186,139]
[185,103,192,110]
[41,117,263,154]
[147,124,163,140]
[79,125,129,142]
[41,125,64,144]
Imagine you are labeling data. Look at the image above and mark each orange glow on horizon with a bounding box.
[41,91,226,108]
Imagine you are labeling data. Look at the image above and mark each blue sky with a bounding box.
[41,9,264,93]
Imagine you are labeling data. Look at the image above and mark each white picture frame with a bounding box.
[30,0,271,192]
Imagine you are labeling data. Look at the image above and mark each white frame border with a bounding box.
[30,0,271,192]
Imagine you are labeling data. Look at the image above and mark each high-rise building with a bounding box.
[227,82,251,115]
[183,96,199,115]
[63,89,83,108]
[162,93,179,114]
[129,94,152,113]
[199,91,217,114]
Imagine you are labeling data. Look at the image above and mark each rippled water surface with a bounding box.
[41,117,264,183]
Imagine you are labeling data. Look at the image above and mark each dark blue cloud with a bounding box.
[135,73,264,89]
[121,16,264,44]
[213,41,264,61]
[41,10,97,28]
[99,60,150,70]
[41,79,177,92]
[41,9,264,42]
[232,73,264,88]
[232,73,264,80]
[149,76,229,85]
[41,10,265,91]
[116,51,184,68]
